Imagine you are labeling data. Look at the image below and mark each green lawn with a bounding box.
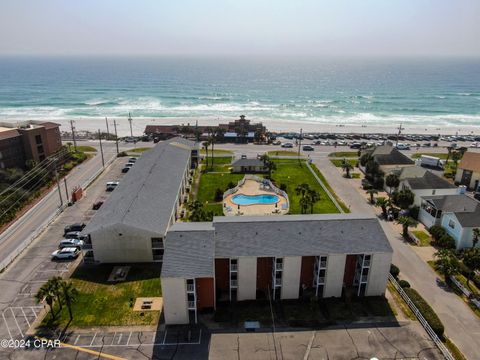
[411,152,449,159]
[74,145,97,152]
[328,151,358,158]
[202,156,233,172]
[310,163,350,213]
[200,148,233,156]
[267,150,302,157]
[330,159,358,167]
[270,160,339,214]
[350,173,361,179]
[196,172,244,215]
[41,264,161,328]
[411,230,432,246]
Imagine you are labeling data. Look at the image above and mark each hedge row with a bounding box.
[403,288,444,338]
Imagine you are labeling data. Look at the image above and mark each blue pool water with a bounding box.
[231,194,279,206]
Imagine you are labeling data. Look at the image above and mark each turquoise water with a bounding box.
[232,194,279,205]
[0,57,478,128]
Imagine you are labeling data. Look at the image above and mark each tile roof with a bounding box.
[458,152,480,173]
[83,137,196,235]
[372,145,414,166]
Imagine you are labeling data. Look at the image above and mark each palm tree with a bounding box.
[435,249,459,283]
[366,188,378,204]
[473,228,480,248]
[375,197,390,218]
[35,282,57,321]
[341,160,353,178]
[295,183,310,199]
[307,189,320,214]
[385,173,400,197]
[395,188,415,209]
[187,200,205,222]
[397,216,418,238]
[66,142,73,152]
[299,196,309,214]
[50,277,64,311]
[259,154,276,178]
[202,141,210,168]
[451,150,463,175]
[61,281,78,322]
[445,146,453,164]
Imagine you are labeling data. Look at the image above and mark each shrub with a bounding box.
[63,162,74,171]
[117,151,128,157]
[227,181,236,189]
[429,225,446,241]
[398,280,411,288]
[409,205,420,220]
[372,176,385,190]
[390,264,400,279]
[214,188,223,202]
[404,288,444,338]
[437,234,456,249]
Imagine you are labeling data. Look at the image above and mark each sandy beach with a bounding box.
[36,116,480,137]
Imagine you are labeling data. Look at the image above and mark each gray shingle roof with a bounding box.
[231,158,265,167]
[84,137,196,235]
[404,170,456,190]
[372,145,414,166]
[214,214,393,257]
[455,207,480,227]
[162,223,215,278]
[161,214,392,278]
[422,194,479,213]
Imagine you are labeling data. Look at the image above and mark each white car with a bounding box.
[59,239,84,249]
[281,142,294,148]
[64,231,87,240]
[51,247,80,260]
[470,143,478,148]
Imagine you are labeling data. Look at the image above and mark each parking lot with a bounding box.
[0,156,127,357]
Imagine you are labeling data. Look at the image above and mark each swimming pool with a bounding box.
[231,194,279,206]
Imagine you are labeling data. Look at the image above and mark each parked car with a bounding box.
[59,239,84,249]
[272,140,281,145]
[350,142,361,149]
[396,143,410,150]
[63,223,85,235]
[51,247,80,260]
[302,145,314,151]
[106,181,119,191]
[128,157,137,163]
[121,165,132,173]
[64,231,87,240]
[281,142,294,148]
[92,200,104,210]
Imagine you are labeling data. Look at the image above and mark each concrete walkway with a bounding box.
[315,154,480,360]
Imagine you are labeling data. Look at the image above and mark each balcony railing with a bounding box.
[363,260,371,267]
[275,263,283,271]
[316,276,325,284]
[230,263,238,272]
[274,278,282,287]
[151,242,164,249]
[320,261,327,268]
[186,284,195,292]
[361,275,368,283]
[230,279,238,288]
[153,255,163,262]
[188,301,196,309]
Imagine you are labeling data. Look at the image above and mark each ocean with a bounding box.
[0,56,479,133]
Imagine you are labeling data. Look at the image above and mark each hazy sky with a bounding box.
[0,0,479,56]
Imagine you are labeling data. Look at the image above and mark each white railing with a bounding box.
[275,262,283,271]
[230,263,238,271]
[450,276,480,310]
[230,279,238,288]
[388,274,454,360]
[188,301,196,309]
[186,284,195,292]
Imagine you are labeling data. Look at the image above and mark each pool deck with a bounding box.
[223,179,289,216]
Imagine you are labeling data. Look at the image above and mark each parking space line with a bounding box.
[20,308,30,328]
[9,308,24,338]
[117,333,122,345]
[110,332,117,345]
[1,310,13,340]
[162,329,167,345]
[30,307,37,317]
[90,332,97,346]
[151,332,156,343]
[74,335,80,345]
[126,332,132,345]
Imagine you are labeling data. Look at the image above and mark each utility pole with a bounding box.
[70,120,77,152]
[113,120,119,155]
[128,112,133,138]
[105,117,110,140]
[396,123,404,147]
[298,128,303,157]
[64,177,69,203]
[98,129,105,167]
[54,157,63,207]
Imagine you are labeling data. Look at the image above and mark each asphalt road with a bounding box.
[0,141,136,272]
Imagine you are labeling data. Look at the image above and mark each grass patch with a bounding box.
[350,173,361,179]
[328,151,358,158]
[387,283,416,320]
[323,296,395,321]
[196,172,244,204]
[411,152,449,159]
[74,145,97,152]
[202,156,233,172]
[310,163,350,213]
[267,150,302,157]
[128,147,152,154]
[330,159,358,167]
[444,337,467,360]
[40,264,161,328]
[200,148,233,155]
[271,160,339,214]
[411,230,432,247]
